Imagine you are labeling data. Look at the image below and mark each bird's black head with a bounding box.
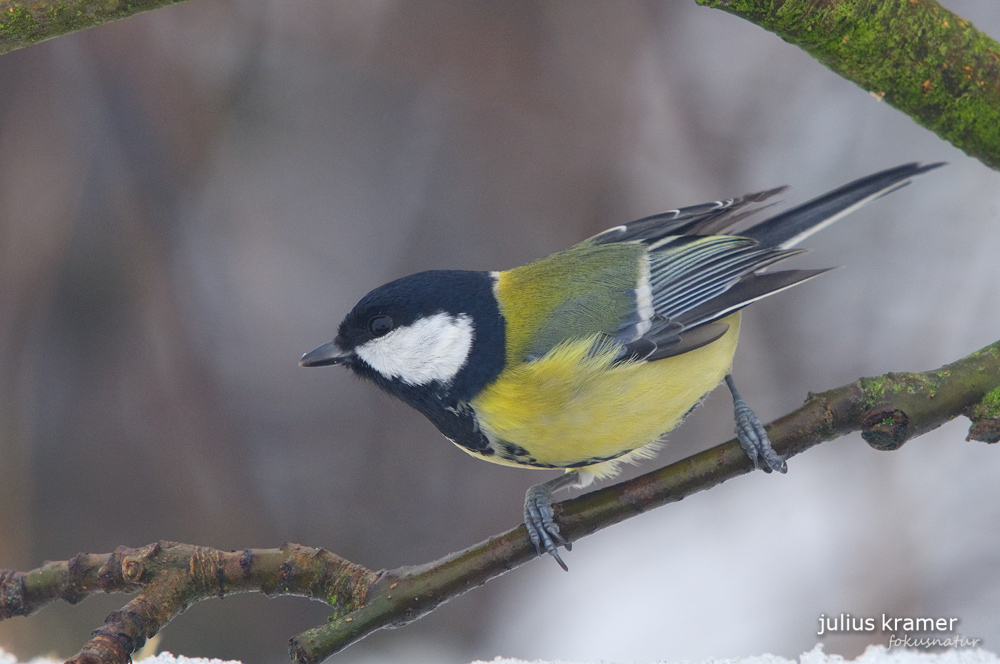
[300,270,506,406]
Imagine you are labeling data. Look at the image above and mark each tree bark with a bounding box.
[0,0,189,55]
[697,0,1000,169]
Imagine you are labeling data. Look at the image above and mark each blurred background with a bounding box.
[1,1,999,662]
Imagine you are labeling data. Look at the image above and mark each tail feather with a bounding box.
[743,162,945,250]
[608,163,941,362]
[677,268,833,330]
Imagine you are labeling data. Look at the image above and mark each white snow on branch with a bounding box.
[471,644,1000,664]
[1,643,997,664]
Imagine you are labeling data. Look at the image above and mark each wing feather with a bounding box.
[534,163,941,366]
[590,187,786,245]
[647,237,801,320]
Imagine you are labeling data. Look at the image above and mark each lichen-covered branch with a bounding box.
[696,0,1000,169]
[0,0,190,55]
[1,339,997,664]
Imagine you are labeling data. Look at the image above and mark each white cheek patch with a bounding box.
[355,313,475,386]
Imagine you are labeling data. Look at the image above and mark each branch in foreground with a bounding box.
[2,1,996,169]
[0,0,189,55]
[696,0,1000,170]
[3,1,997,171]
[0,544,376,662]
[0,340,997,664]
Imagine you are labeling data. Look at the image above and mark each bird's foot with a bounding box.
[523,474,576,571]
[725,374,787,474]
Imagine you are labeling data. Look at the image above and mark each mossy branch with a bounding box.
[697,0,1000,169]
[0,0,189,55]
[0,339,997,663]
[3,1,997,169]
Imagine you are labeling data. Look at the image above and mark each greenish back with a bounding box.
[495,240,643,363]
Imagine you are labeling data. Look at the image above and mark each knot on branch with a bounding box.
[0,570,26,618]
[862,409,910,450]
[965,386,1000,443]
[99,543,161,591]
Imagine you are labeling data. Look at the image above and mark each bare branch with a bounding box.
[1,542,377,663]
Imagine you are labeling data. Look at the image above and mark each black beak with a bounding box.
[299,340,353,367]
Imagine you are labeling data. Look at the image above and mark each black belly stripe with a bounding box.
[502,442,530,457]
[471,439,637,469]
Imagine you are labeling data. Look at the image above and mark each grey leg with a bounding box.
[725,374,787,474]
[524,471,579,571]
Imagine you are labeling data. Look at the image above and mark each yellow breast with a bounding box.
[469,313,742,469]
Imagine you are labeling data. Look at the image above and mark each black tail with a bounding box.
[743,162,945,250]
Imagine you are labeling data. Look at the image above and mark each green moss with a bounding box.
[966,384,1000,443]
[1,1,190,55]
[968,342,1000,360]
[697,0,1000,168]
[0,5,41,42]
[980,386,1000,416]
[892,372,935,396]
[859,375,887,409]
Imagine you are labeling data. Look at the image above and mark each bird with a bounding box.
[300,162,942,570]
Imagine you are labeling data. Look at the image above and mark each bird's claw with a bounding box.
[733,396,787,473]
[524,482,571,571]
[726,374,786,474]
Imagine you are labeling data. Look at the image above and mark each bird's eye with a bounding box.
[367,315,394,338]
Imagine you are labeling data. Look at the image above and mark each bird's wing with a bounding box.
[509,234,817,364]
[589,187,786,245]
[518,163,944,364]
[612,234,832,362]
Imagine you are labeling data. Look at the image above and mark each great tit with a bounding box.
[301,162,942,570]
